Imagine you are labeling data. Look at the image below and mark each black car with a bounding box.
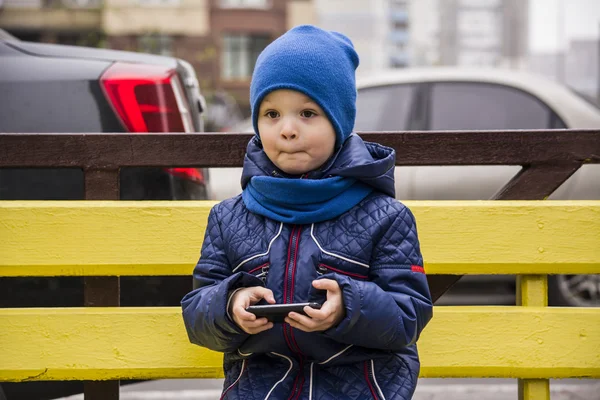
[0,29,208,400]
[0,28,209,201]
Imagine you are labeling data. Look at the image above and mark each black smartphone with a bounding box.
[246,302,322,323]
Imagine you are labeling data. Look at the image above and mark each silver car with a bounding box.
[216,67,600,306]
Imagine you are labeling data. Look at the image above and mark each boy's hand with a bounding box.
[230,287,275,334]
[285,279,345,332]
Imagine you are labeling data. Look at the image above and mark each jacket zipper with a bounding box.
[289,175,309,356]
[364,360,379,400]
[283,226,303,354]
[286,226,301,304]
[283,225,305,399]
[287,356,305,400]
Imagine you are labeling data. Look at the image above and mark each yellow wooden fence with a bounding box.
[1,200,599,400]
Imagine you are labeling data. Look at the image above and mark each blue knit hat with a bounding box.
[250,25,359,149]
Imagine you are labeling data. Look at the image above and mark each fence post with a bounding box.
[83,168,120,400]
[517,275,550,400]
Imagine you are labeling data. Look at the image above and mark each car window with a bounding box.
[429,82,554,130]
[355,84,415,131]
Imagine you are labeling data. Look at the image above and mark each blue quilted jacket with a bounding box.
[181,134,433,400]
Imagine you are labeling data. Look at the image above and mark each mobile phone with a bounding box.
[246,302,322,323]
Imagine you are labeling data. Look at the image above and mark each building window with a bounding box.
[390,55,409,68]
[221,34,270,80]
[219,0,271,9]
[60,0,103,8]
[138,34,173,56]
[393,21,408,30]
[3,0,42,8]
[394,42,407,52]
[136,0,181,6]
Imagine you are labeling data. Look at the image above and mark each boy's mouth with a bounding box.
[280,149,304,155]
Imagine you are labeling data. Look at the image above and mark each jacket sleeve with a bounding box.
[322,204,433,351]
[181,204,264,353]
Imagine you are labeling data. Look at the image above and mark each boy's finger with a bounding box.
[243,317,270,329]
[251,287,276,303]
[245,321,273,335]
[303,305,328,320]
[251,322,274,334]
[235,306,257,321]
[312,279,340,293]
[287,312,319,328]
[285,316,315,332]
[284,318,308,332]
[314,299,340,316]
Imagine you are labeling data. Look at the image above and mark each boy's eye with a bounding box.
[265,111,279,119]
[300,110,316,118]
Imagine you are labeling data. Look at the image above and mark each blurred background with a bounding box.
[1,0,599,311]
[1,0,598,131]
[1,0,599,313]
[1,2,599,399]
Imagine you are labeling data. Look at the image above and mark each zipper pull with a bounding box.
[260,265,269,283]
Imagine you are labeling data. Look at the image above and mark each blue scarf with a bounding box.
[242,175,373,225]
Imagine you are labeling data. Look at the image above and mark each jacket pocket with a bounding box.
[248,262,270,283]
[317,263,368,280]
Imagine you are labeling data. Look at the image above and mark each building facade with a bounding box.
[408,0,439,66]
[564,39,599,103]
[312,0,389,73]
[528,38,600,104]
[409,0,528,68]
[388,0,410,68]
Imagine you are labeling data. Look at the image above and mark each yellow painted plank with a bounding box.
[0,307,224,381]
[0,201,216,277]
[519,379,550,400]
[418,306,600,379]
[1,306,599,381]
[1,201,599,276]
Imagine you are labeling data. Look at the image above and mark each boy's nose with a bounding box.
[280,119,298,140]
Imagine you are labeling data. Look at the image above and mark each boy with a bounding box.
[182,25,433,400]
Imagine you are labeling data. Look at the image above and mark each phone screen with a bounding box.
[246,302,322,323]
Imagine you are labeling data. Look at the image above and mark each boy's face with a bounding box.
[257,89,336,175]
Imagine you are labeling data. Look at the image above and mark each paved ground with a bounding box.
[58,378,600,400]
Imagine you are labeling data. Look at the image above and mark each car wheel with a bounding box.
[548,274,600,306]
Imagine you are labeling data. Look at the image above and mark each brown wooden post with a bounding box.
[492,163,581,200]
[427,163,582,302]
[83,168,120,400]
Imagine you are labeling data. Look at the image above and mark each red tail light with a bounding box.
[101,62,203,184]
[164,167,204,183]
